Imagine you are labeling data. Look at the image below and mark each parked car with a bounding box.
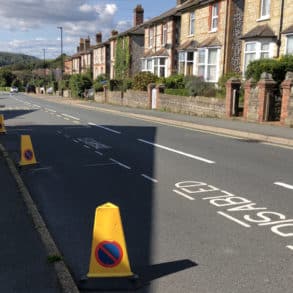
[10,86,18,93]
[25,84,36,93]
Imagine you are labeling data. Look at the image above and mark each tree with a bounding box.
[0,69,16,87]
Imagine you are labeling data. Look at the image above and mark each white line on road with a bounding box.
[45,108,56,113]
[63,118,70,121]
[287,245,293,251]
[217,211,251,228]
[84,163,116,167]
[138,139,215,164]
[88,122,121,134]
[32,104,41,108]
[62,113,80,121]
[141,174,158,183]
[261,142,293,150]
[56,114,62,118]
[274,182,293,190]
[73,139,79,143]
[95,151,103,156]
[83,145,91,149]
[173,189,195,200]
[109,158,131,169]
[57,131,62,134]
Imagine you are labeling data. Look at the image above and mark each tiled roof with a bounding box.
[282,25,293,34]
[109,24,144,40]
[241,25,276,39]
[198,36,222,47]
[143,48,169,57]
[177,40,198,50]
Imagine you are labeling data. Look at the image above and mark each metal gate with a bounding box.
[264,89,282,121]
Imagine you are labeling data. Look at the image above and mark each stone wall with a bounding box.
[245,86,259,122]
[157,93,225,118]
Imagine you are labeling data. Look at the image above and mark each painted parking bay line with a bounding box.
[109,158,131,170]
[62,113,80,121]
[138,139,215,164]
[173,189,195,201]
[141,174,158,183]
[274,182,293,190]
[287,245,293,251]
[88,122,121,134]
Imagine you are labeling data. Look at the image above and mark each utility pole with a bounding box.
[57,26,63,80]
[42,48,46,78]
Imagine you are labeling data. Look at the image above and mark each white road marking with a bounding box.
[138,139,215,164]
[95,151,103,156]
[56,114,62,117]
[57,131,62,134]
[217,211,251,228]
[287,245,293,251]
[173,189,195,200]
[63,118,70,121]
[274,182,293,190]
[109,158,131,169]
[33,104,41,108]
[84,163,116,167]
[62,113,80,121]
[64,134,70,139]
[45,108,56,113]
[141,174,158,183]
[73,139,79,143]
[88,122,121,134]
[83,145,91,149]
[261,142,293,150]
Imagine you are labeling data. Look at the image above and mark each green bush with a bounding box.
[245,55,293,84]
[165,88,190,96]
[163,74,185,89]
[133,72,158,91]
[69,74,92,98]
[94,74,108,92]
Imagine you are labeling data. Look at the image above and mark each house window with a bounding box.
[189,12,195,35]
[211,3,219,31]
[260,0,270,19]
[286,35,293,54]
[162,24,168,45]
[149,28,154,48]
[178,51,194,76]
[198,48,219,82]
[244,41,271,72]
[153,57,166,77]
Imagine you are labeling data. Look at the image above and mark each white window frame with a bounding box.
[285,34,293,55]
[197,47,220,82]
[260,0,270,19]
[178,51,195,76]
[243,40,274,74]
[211,3,219,32]
[189,12,195,36]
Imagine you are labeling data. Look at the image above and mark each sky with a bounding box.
[0,0,174,60]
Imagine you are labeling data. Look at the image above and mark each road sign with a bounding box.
[24,149,34,161]
[95,241,123,268]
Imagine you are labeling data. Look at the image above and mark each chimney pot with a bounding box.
[133,4,144,26]
[96,32,102,44]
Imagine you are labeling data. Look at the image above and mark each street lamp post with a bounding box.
[57,26,63,80]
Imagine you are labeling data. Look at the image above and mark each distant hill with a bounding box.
[0,52,39,67]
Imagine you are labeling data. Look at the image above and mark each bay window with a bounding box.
[198,48,219,82]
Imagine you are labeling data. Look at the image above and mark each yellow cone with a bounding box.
[87,202,133,278]
[19,135,37,166]
[0,114,6,134]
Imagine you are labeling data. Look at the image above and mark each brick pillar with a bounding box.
[225,77,241,117]
[280,72,293,125]
[148,83,156,109]
[257,72,277,122]
[243,78,256,120]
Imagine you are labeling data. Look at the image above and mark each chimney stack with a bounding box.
[77,46,80,53]
[133,4,144,26]
[80,38,85,52]
[96,32,102,44]
[111,30,118,37]
[176,0,188,5]
[85,37,90,50]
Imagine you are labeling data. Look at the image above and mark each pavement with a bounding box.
[0,92,292,293]
[28,93,293,146]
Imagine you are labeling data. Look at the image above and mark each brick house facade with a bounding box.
[241,0,293,74]
[177,0,244,82]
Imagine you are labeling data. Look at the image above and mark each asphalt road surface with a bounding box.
[1,92,293,293]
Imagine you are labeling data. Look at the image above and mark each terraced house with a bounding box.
[177,0,244,82]
[109,5,145,79]
[141,0,188,77]
[241,0,293,73]
[92,32,110,80]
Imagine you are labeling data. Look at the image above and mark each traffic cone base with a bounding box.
[19,135,37,166]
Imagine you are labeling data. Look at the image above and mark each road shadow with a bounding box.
[0,105,198,293]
